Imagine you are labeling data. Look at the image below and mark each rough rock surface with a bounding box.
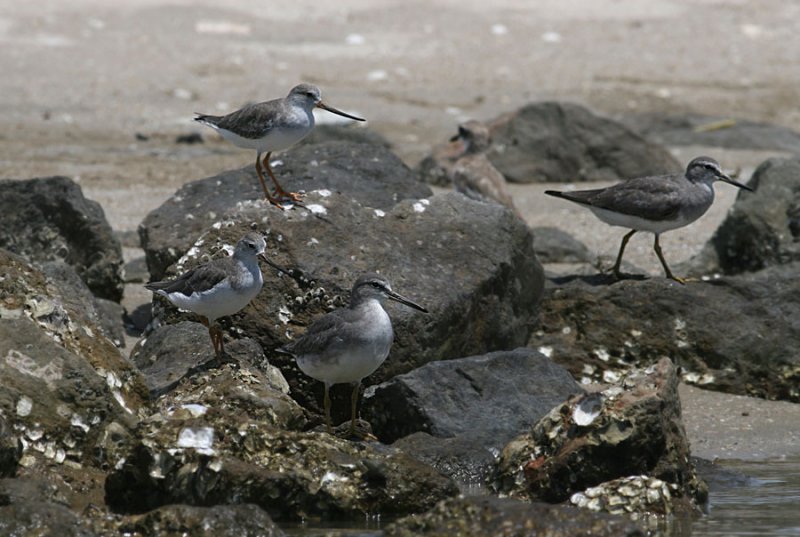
[41,260,126,347]
[484,102,681,183]
[533,226,593,264]
[111,504,286,537]
[383,495,645,537]
[0,176,124,301]
[0,418,21,477]
[148,192,543,420]
[0,477,99,537]
[0,249,146,475]
[418,103,680,185]
[131,321,220,397]
[391,432,499,486]
[139,140,432,280]
[363,348,582,444]
[139,350,307,432]
[688,157,800,275]
[531,270,800,402]
[493,358,707,512]
[105,418,457,520]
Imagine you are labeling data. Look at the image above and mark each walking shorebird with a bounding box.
[545,156,753,283]
[146,232,267,356]
[277,273,428,436]
[195,84,365,207]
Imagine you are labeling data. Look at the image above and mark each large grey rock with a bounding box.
[148,192,543,420]
[479,102,680,184]
[0,176,124,301]
[0,249,146,474]
[532,267,800,402]
[494,359,707,513]
[105,414,458,520]
[688,157,800,275]
[625,113,800,153]
[383,495,645,537]
[140,140,432,280]
[364,348,582,444]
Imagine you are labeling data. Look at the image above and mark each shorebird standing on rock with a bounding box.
[449,120,522,218]
[545,157,753,283]
[195,84,365,207]
[146,232,267,357]
[277,273,428,436]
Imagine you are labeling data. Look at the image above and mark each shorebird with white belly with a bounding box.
[146,232,267,356]
[545,157,753,283]
[195,84,365,207]
[277,273,428,436]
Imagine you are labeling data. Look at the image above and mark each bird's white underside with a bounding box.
[296,300,394,385]
[587,205,702,235]
[159,277,261,323]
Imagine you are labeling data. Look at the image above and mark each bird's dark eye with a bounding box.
[371,282,382,289]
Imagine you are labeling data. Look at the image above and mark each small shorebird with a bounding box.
[545,156,753,283]
[146,232,267,356]
[277,274,428,436]
[449,120,521,218]
[195,84,365,207]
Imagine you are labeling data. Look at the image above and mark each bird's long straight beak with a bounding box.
[720,173,754,192]
[387,290,428,313]
[259,254,292,275]
[316,101,366,122]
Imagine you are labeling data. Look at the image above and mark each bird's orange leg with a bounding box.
[262,152,303,203]
[255,154,285,208]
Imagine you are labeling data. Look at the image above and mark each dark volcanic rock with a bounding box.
[140,140,431,280]
[363,348,582,444]
[105,415,457,520]
[0,478,99,537]
[0,418,21,477]
[134,338,306,431]
[486,102,680,183]
[116,504,285,537]
[494,358,706,513]
[383,495,645,537]
[532,269,800,402]
[0,249,146,474]
[0,176,124,300]
[624,113,800,153]
[148,192,543,419]
[131,321,218,397]
[391,432,499,485]
[689,157,800,275]
[41,260,126,347]
[533,226,593,264]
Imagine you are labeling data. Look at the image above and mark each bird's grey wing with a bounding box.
[281,309,361,356]
[589,177,684,221]
[212,99,285,140]
[145,259,229,297]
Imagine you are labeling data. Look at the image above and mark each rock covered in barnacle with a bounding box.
[105,412,458,520]
[493,358,707,515]
[570,475,677,515]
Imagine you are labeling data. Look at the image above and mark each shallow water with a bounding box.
[689,457,800,537]
[282,457,800,536]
